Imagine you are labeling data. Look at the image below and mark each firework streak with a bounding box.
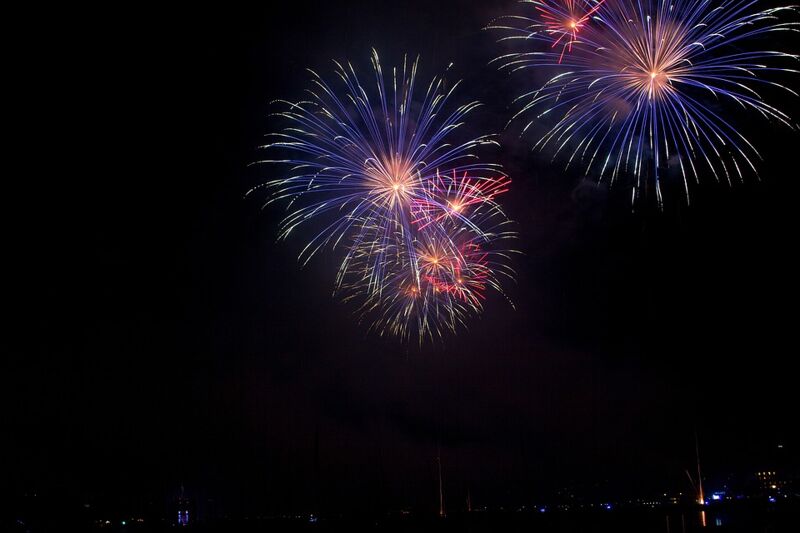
[491,0,799,205]
[252,51,516,342]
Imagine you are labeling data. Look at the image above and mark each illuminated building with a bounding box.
[175,485,192,526]
[755,471,787,493]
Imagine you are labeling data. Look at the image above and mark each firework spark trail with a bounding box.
[252,51,516,342]
[411,170,512,231]
[488,0,607,62]
[492,0,799,206]
[337,227,515,341]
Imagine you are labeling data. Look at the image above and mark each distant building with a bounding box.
[173,485,194,526]
[755,471,788,493]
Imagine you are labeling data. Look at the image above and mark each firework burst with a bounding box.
[253,51,516,342]
[336,226,514,342]
[489,0,607,62]
[492,0,799,205]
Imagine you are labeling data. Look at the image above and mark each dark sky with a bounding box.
[5,0,799,518]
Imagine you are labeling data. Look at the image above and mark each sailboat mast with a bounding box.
[695,432,704,505]
[437,449,445,518]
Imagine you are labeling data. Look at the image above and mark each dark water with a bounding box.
[206,510,794,533]
[16,504,796,533]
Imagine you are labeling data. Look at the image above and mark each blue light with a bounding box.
[539,507,546,513]
[768,496,777,503]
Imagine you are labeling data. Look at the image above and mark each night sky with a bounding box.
[6,0,799,519]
